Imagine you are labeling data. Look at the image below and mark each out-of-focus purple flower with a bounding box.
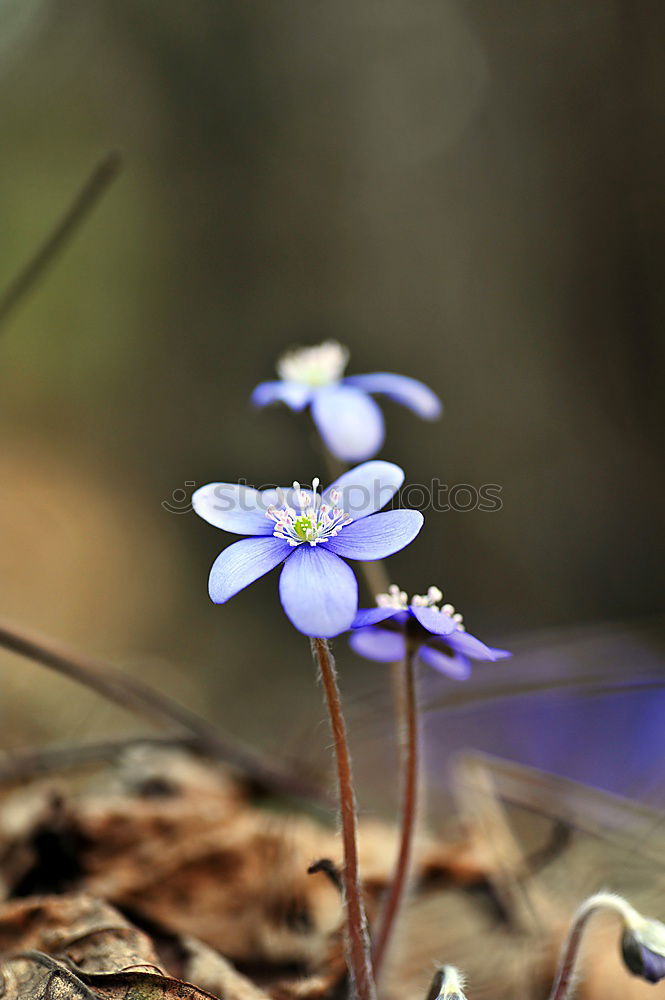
[193,462,423,639]
[349,584,510,679]
[251,341,442,462]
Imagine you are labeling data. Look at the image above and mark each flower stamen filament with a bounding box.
[267,477,352,546]
[376,583,466,630]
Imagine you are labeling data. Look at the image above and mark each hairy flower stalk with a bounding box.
[425,966,469,1000]
[372,628,420,980]
[549,892,665,1000]
[311,638,376,1000]
[349,584,509,976]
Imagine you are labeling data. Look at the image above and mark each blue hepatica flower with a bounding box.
[350,584,510,680]
[192,462,423,639]
[251,340,442,462]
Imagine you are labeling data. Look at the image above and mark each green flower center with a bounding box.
[293,514,314,542]
[266,479,353,547]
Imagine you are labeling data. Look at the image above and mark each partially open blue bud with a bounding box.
[551,893,665,1000]
[622,922,665,984]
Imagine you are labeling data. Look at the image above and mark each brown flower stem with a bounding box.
[372,639,419,979]
[311,637,376,1000]
[549,911,592,1000]
[317,440,402,742]
[549,894,637,1000]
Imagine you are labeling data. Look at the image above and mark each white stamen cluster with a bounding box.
[410,585,444,607]
[277,340,349,387]
[376,583,465,630]
[376,584,409,610]
[266,478,353,547]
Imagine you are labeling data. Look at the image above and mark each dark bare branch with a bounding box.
[0,619,329,806]
[0,153,122,331]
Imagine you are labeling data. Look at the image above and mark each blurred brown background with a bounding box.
[0,1,663,775]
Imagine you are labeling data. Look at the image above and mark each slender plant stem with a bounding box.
[0,153,122,331]
[311,637,376,1000]
[317,440,406,780]
[0,618,329,805]
[317,436,415,969]
[372,641,419,979]
[548,894,635,1000]
[549,908,593,1000]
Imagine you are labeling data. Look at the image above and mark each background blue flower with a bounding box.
[251,341,442,461]
[193,462,424,638]
[350,585,510,678]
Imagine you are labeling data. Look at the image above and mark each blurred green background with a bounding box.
[0,1,663,777]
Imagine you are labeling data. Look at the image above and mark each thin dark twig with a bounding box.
[307,858,343,893]
[0,152,122,331]
[0,618,328,805]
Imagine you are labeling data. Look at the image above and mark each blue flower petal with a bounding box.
[352,607,406,628]
[322,460,405,520]
[193,483,276,535]
[418,644,471,680]
[311,384,385,461]
[409,605,458,636]
[251,380,314,411]
[209,536,292,603]
[278,545,358,637]
[343,373,442,420]
[327,509,423,560]
[349,627,406,663]
[446,630,511,661]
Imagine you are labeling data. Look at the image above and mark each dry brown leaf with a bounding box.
[0,953,223,1000]
[2,951,98,1000]
[76,968,221,1000]
[2,746,655,1000]
[0,895,160,971]
[178,936,270,1000]
[0,747,518,1000]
